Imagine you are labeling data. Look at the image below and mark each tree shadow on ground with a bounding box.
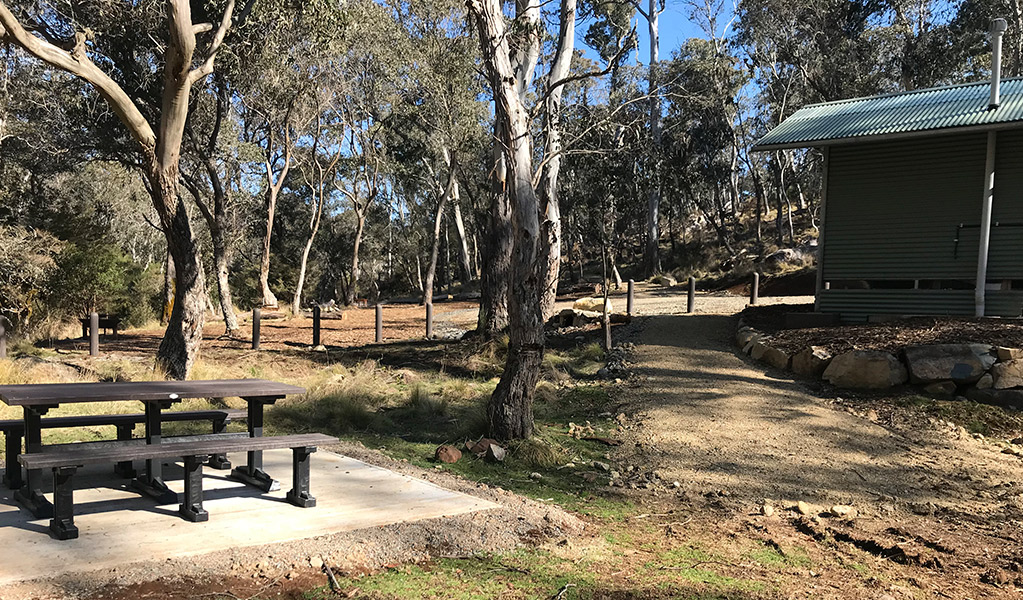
[621,313,1023,514]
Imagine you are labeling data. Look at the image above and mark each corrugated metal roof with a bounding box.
[754,78,1023,150]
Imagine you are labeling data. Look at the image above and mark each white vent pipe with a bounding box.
[977,19,1007,317]
[990,18,1008,109]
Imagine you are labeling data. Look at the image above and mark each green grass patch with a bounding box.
[748,542,811,569]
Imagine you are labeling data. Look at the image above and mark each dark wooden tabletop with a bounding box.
[0,379,306,406]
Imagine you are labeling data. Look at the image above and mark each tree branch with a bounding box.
[0,2,156,148]
[188,0,237,84]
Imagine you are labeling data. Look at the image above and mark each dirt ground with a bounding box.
[7,287,1023,598]
[611,302,1023,598]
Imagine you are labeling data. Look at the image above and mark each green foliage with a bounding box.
[47,242,158,326]
[0,225,62,332]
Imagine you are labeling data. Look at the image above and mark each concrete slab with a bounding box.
[0,450,500,585]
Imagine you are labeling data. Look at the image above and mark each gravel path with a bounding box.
[615,298,1023,517]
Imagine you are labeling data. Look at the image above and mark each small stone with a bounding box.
[865,409,880,422]
[672,481,681,488]
[593,461,611,472]
[796,501,813,516]
[313,344,327,352]
[830,504,857,519]
[762,504,775,517]
[485,443,506,463]
[530,472,543,480]
[310,556,323,569]
[435,444,462,464]
[909,502,935,516]
[976,373,994,390]
[996,347,1023,362]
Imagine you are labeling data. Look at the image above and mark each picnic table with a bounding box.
[0,379,334,539]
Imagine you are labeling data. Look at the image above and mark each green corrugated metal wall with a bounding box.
[820,130,1023,319]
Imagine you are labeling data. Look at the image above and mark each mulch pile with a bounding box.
[740,304,1023,355]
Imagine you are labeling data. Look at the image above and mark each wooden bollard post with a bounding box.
[687,277,696,314]
[252,308,261,350]
[0,320,6,359]
[89,312,99,357]
[426,303,433,339]
[312,305,321,347]
[375,304,383,343]
[751,272,760,305]
[627,279,635,316]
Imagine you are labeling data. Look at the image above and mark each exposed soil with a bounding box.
[45,302,481,358]
[741,303,1023,355]
[610,304,1023,598]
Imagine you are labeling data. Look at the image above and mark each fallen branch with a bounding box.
[322,560,341,595]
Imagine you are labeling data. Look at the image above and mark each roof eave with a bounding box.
[752,119,1023,152]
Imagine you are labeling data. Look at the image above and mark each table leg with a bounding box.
[131,401,178,504]
[208,415,231,470]
[3,425,23,490]
[50,466,78,540]
[179,455,208,522]
[286,446,317,508]
[114,423,137,478]
[230,398,280,492]
[14,406,53,519]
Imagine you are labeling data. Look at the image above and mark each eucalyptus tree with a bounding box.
[292,104,345,315]
[181,75,243,335]
[384,0,485,304]
[0,0,255,378]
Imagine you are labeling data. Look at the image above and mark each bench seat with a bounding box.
[19,432,338,540]
[1,409,248,489]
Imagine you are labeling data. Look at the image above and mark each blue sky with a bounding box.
[577,0,736,65]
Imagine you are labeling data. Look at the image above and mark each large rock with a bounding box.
[573,297,612,313]
[996,347,1023,362]
[792,346,833,378]
[435,445,462,464]
[653,274,677,287]
[823,351,908,389]
[903,344,997,384]
[761,346,791,370]
[736,328,757,347]
[742,334,762,355]
[991,359,1023,389]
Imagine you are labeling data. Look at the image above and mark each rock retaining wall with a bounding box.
[736,319,1023,410]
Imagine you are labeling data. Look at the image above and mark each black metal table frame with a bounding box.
[12,394,285,519]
